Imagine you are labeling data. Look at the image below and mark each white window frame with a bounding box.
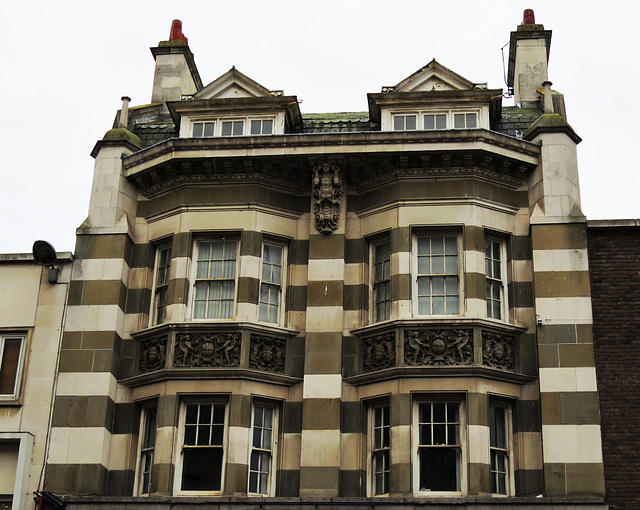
[368,402,391,496]
[412,397,467,496]
[248,401,279,496]
[0,433,33,510]
[259,242,286,325]
[412,233,461,317]
[372,240,391,322]
[453,111,479,129]
[151,245,171,326]
[390,109,481,132]
[489,401,514,496]
[191,238,239,320]
[484,237,508,321]
[134,403,157,496]
[0,333,27,401]
[174,400,229,495]
[189,116,277,138]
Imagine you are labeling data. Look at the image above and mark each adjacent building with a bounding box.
[1,10,621,510]
[0,253,72,510]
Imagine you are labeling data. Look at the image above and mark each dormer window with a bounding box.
[190,116,276,138]
[390,109,481,132]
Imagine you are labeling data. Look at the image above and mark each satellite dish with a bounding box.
[33,240,58,266]
[32,240,59,284]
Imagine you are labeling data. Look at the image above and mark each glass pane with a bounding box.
[446,277,459,294]
[446,296,459,314]
[447,403,459,422]
[433,424,446,444]
[186,404,198,423]
[418,296,430,315]
[493,260,501,278]
[431,237,443,254]
[432,256,444,274]
[0,338,22,394]
[420,424,431,445]
[199,404,212,424]
[249,471,258,492]
[432,276,444,294]
[498,473,506,494]
[454,113,465,128]
[424,115,435,130]
[262,120,273,134]
[432,297,444,315]
[417,256,430,275]
[221,121,232,136]
[417,236,430,255]
[445,255,457,274]
[466,113,477,128]
[406,115,416,130]
[204,122,215,137]
[251,120,261,135]
[197,425,210,445]
[433,403,445,422]
[184,424,196,445]
[436,115,446,129]
[233,121,244,135]
[211,404,224,423]
[211,424,224,445]
[182,448,223,491]
[419,447,459,491]
[417,276,430,296]
[393,116,404,130]
[193,123,203,137]
[444,236,457,254]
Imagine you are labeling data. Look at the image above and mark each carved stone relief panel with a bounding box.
[482,331,515,371]
[249,334,286,374]
[174,332,241,368]
[139,335,168,374]
[312,160,343,235]
[404,329,473,366]
[363,333,396,373]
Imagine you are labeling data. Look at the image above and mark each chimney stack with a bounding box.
[507,9,552,108]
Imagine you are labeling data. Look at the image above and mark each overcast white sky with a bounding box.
[1,1,637,254]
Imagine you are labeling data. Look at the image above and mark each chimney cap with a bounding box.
[169,19,188,45]
[523,9,536,25]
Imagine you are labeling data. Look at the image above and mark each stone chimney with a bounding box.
[150,20,203,106]
[507,9,552,108]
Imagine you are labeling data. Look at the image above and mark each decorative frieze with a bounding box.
[404,329,473,366]
[139,335,168,373]
[363,333,396,372]
[174,332,241,368]
[482,330,516,371]
[249,334,286,374]
[312,160,343,234]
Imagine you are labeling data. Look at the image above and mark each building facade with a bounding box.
[0,252,72,510]
[23,11,611,510]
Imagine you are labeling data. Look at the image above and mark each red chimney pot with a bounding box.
[523,9,536,25]
[169,19,188,44]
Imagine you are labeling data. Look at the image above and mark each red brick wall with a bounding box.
[587,226,640,510]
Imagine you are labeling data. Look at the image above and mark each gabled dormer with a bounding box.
[368,59,502,132]
[169,67,302,138]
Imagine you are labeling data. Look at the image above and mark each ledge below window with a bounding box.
[346,318,534,385]
[121,322,302,388]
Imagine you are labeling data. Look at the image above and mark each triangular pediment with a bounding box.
[391,59,483,93]
[195,67,282,99]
